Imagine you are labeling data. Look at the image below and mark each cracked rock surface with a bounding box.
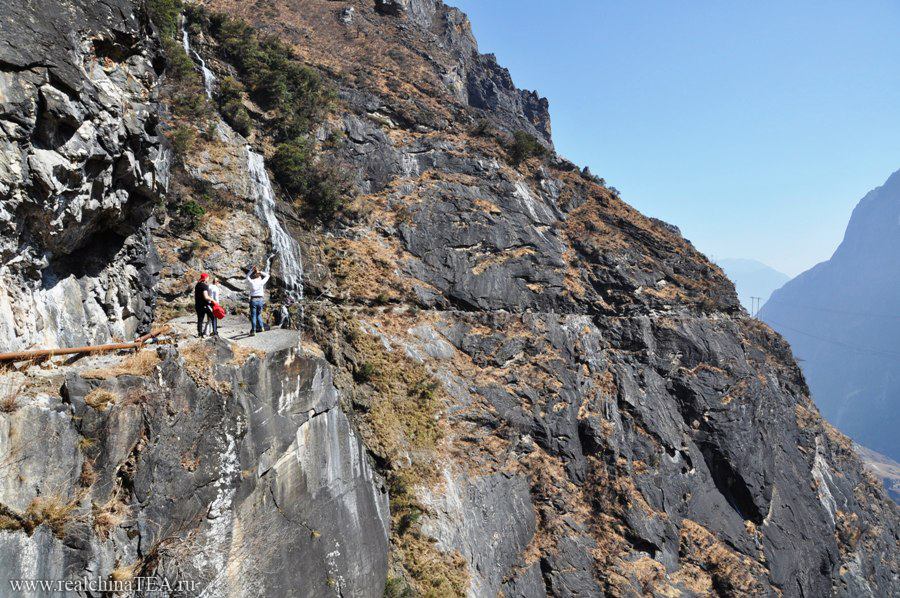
[0,0,165,351]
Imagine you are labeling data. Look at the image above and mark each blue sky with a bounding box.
[449,0,900,276]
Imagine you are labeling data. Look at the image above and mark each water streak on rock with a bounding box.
[246,147,304,305]
[181,17,216,98]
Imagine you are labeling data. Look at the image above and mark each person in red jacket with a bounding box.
[194,272,215,337]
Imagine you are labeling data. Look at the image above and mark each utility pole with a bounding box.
[750,296,761,319]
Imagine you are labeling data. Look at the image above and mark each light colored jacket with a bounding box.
[246,272,269,298]
[208,284,220,303]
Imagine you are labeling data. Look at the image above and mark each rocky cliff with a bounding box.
[0,0,166,352]
[0,1,898,597]
[761,169,900,464]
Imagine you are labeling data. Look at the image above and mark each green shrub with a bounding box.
[324,130,346,150]
[169,126,197,154]
[205,14,334,140]
[270,139,314,196]
[180,199,206,228]
[148,0,209,120]
[218,76,252,136]
[354,362,378,384]
[383,576,413,598]
[305,158,354,218]
[470,118,493,137]
[147,0,183,39]
[507,130,549,165]
[270,141,352,218]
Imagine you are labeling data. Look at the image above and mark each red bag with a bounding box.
[211,302,225,320]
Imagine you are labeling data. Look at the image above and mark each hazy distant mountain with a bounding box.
[856,444,900,503]
[718,258,791,313]
[759,168,900,461]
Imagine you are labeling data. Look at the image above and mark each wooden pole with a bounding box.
[0,326,172,363]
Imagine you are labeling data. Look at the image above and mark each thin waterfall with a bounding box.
[180,17,216,98]
[245,147,305,308]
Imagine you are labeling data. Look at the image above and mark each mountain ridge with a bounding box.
[761,167,900,462]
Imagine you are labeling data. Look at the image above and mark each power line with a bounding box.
[763,298,900,320]
[764,318,900,362]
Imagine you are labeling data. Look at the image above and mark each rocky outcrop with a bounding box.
[394,0,554,143]
[0,341,388,597]
[0,0,166,351]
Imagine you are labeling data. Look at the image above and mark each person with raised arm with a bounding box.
[246,264,270,336]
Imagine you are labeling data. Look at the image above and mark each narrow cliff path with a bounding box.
[168,314,303,353]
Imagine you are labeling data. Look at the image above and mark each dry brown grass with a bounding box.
[78,460,98,488]
[324,234,414,303]
[84,388,118,411]
[93,493,131,541]
[81,351,160,380]
[229,345,265,366]
[109,561,139,584]
[179,344,215,386]
[24,495,81,538]
[0,381,22,413]
[178,344,231,392]
[678,519,768,596]
[470,247,536,276]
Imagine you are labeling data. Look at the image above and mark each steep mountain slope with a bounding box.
[0,1,898,597]
[760,169,900,462]
[719,258,790,313]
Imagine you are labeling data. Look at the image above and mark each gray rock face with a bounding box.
[421,471,536,598]
[371,0,552,143]
[429,309,900,596]
[0,0,166,351]
[311,34,897,590]
[0,342,388,598]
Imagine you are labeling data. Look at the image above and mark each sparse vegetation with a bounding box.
[148,0,213,148]
[179,199,206,228]
[84,388,118,411]
[307,307,467,596]
[0,382,21,413]
[81,351,160,380]
[203,15,334,141]
[507,130,549,165]
[23,495,81,538]
[180,8,351,219]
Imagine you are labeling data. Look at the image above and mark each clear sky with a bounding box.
[449,0,900,277]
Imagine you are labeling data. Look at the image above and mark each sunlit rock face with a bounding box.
[0,342,389,598]
[0,0,166,351]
